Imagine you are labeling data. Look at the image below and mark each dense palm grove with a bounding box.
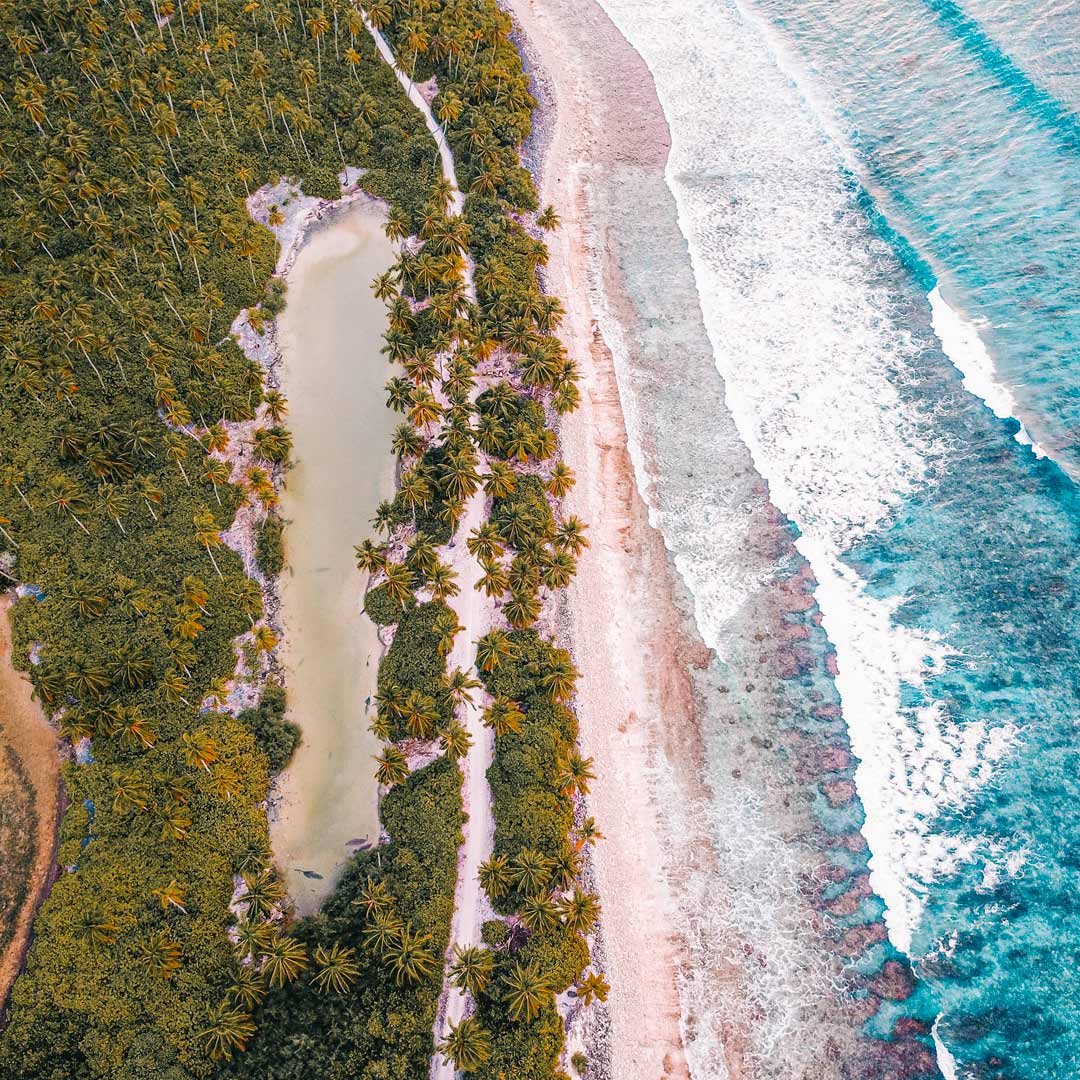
[0,0,603,1076]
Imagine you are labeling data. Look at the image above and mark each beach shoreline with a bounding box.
[506,2,746,1075]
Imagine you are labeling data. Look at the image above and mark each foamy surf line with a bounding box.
[591,0,1021,969]
[928,285,1049,459]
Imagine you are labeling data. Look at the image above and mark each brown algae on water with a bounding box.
[269,202,398,914]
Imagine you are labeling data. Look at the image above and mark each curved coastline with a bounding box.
[508,0,941,1076]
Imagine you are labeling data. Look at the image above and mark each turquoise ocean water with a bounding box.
[588,0,1080,1075]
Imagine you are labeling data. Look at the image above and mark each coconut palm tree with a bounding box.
[476,559,509,599]
[467,522,506,562]
[136,929,183,980]
[428,562,460,603]
[536,205,560,231]
[481,696,524,738]
[438,720,471,762]
[439,1015,492,1073]
[558,888,601,937]
[239,870,285,919]
[260,932,308,988]
[445,667,481,708]
[478,854,513,900]
[483,462,517,500]
[503,589,541,630]
[362,909,404,955]
[518,895,559,933]
[152,879,188,913]
[76,905,120,951]
[45,474,92,534]
[502,959,553,1023]
[387,924,437,985]
[375,744,410,786]
[546,462,575,499]
[382,562,415,607]
[510,848,552,898]
[233,919,272,960]
[574,816,604,852]
[355,539,388,574]
[449,944,495,997]
[555,516,589,555]
[200,1002,256,1061]
[557,751,596,797]
[353,877,393,919]
[311,943,361,994]
[476,629,516,673]
[227,964,267,1010]
[575,970,611,1006]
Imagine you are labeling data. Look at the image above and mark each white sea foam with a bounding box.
[932,1017,960,1080]
[593,0,1020,957]
[929,285,1049,458]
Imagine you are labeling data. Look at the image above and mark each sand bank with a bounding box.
[0,594,61,1011]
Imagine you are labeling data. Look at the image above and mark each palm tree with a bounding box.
[547,462,575,498]
[502,959,553,1023]
[307,9,331,76]
[557,751,596,797]
[260,932,308,988]
[375,744,410,786]
[483,462,517,500]
[239,870,285,919]
[311,943,361,993]
[233,919,272,960]
[46,474,92,534]
[152,879,188,913]
[435,609,464,657]
[402,690,438,740]
[355,539,388,574]
[181,729,218,771]
[482,696,525,738]
[475,629,516,674]
[112,769,150,814]
[227,964,267,1010]
[193,509,225,580]
[387,924,437,985]
[476,560,510,599]
[509,849,552,900]
[353,877,393,919]
[445,668,481,708]
[518,895,559,933]
[467,522,505,562]
[504,589,541,630]
[391,422,425,460]
[363,909,404,955]
[136,929,183,980]
[555,516,589,555]
[438,1015,492,1073]
[76,905,119,951]
[536,205,560,230]
[200,1003,256,1061]
[449,944,494,997]
[558,888,601,936]
[478,854,513,899]
[575,970,611,1006]
[382,561,415,607]
[438,720,471,762]
[399,469,432,521]
[574,816,604,852]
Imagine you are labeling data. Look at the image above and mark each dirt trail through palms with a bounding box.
[361,19,492,1078]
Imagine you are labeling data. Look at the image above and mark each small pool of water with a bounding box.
[268,200,397,914]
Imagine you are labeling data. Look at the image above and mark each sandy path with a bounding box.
[0,594,61,1010]
[359,21,495,1076]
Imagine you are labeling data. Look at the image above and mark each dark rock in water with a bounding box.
[871,959,916,1001]
[892,1017,931,1038]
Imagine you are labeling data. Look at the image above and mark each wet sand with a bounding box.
[0,595,61,1009]
[268,203,399,913]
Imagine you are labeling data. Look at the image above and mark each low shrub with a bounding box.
[238,684,300,775]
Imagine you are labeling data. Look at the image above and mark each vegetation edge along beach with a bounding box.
[0,1,604,1078]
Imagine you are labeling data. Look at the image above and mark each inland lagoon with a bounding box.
[268,201,398,913]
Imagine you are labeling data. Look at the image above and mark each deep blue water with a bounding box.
[744,1,1080,1075]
